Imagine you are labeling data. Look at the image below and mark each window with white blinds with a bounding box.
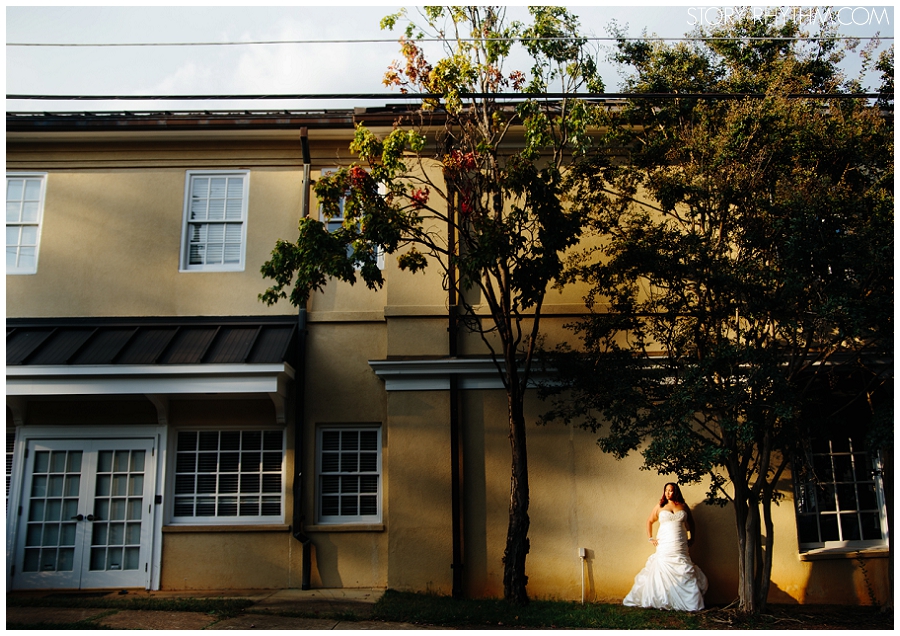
[319,169,384,270]
[316,426,382,524]
[6,430,15,513]
[180,171,249,271]
[171,429,284,524]
[6,173,47,275]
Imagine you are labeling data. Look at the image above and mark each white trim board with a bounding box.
[368,358,544,391]
[6,363,294,397]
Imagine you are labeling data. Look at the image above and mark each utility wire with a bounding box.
[7,92,887,101]
[6,35,891,47]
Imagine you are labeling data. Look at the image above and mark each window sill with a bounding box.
[799,546,889,561]
[304,523,385,533]
[163,524,290,533]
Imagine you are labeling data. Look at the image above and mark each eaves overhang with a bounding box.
[5,363,294,397]
[369,357,544,391]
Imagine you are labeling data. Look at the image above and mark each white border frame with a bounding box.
[5,425,167,591]
[179,170,250,273]
[6,172,48,275]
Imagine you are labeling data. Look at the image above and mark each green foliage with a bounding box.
[371,589,701,629]
[259,6,608,605]
[542,15,892,613]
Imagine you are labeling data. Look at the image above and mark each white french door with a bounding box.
[12,438,157,590]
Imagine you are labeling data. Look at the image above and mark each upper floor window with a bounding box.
[320,168,384,270]
[6,173,47,275]
[793,435,888,554]
[180,171,249,272]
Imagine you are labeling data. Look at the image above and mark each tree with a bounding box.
[260,6,604,604]
[541,15,893,613]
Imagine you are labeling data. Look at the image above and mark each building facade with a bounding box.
[6,110,891,604]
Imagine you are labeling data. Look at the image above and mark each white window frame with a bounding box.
[319,168,385,270]
[179,170,249,272]
[316,424,382,525]
[6,172,47,275]
[168,428,286,526]
[793,435,889,555]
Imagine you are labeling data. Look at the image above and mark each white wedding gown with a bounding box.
[623,509,708,611]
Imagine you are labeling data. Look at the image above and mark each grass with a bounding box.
[371,590,894,630]
[371,589,703,629]
[7,589,893,630]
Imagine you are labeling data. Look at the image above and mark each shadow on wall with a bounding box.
[312,534,343,588]
[688,503,738,606]
[805,556,887,606]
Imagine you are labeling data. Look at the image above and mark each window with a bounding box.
[6,173,47,274]
[6,430,15,512]
[320,169,385,270]
[316,426,382,524]
[180,171,248,271]
[172,429,284,524]
[793,435,888,552]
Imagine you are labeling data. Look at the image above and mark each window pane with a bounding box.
[833,455,853,482]
[7,179,24,202]
[860,512,882,540]
[177,432,197,452]
[226,178,243,198]
[20,226,37,245]
[840,513,861,541]
[192,177,209,198]
[816,485,837,512]
[17,247,35,271]
[21,202,39,223]
[322,432,340,451]
[225,199,243,220]
[220,432,241,451]
[208,199,225,220]
[857,483,878,510]
[23,179,41,200]
[836,484,858,510]
[813,454,834,481]
[820,514,839,541]
[341,431,359,451]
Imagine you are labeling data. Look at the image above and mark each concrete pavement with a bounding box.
[7,588,447,630]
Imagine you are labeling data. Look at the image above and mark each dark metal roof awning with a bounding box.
[7,316,297,368]
[6,317,299,424]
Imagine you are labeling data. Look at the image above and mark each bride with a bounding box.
[623,482,708,612]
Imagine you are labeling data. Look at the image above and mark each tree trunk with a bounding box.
[502,385,530,605]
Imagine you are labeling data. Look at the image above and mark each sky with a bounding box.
[6,3,894,113]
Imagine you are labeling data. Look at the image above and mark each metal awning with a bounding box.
[6,316,299,425]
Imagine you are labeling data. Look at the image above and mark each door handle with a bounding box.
[86,514,95,521]
[70,514,84,521]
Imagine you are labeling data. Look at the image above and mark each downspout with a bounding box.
[292,127,313,590]
[448,186,464,599]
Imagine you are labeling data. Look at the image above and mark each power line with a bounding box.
[7,92,887,101]
[6,35,892,47]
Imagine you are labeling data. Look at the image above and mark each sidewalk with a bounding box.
[7,588,444,630]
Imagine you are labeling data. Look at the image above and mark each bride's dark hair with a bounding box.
[659,482,685,507]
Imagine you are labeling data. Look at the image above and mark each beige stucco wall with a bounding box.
[7,131,889,604]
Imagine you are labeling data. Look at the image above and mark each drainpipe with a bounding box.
[292,128,313,590]
[448,186,464,599]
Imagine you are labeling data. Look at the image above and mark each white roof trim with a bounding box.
[369,358,538,391]
[6,363,295,397]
